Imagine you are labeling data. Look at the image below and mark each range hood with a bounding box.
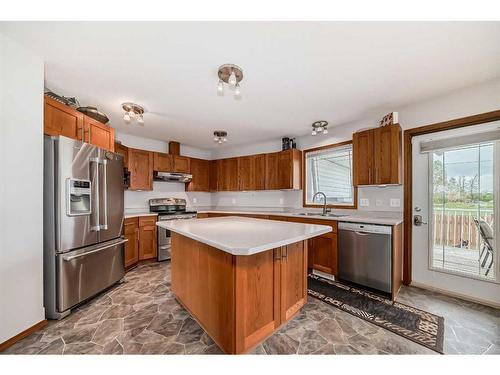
[153,171,193,183]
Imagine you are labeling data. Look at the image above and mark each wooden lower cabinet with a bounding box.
[124,217,139,269]
[138,217,157,261]
[171,233,307,354]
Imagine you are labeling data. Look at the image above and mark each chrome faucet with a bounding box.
[312,192,330,215]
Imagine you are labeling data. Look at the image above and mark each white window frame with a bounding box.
[303,142,356,209]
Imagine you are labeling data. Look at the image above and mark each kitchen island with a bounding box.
[157,216,331,354]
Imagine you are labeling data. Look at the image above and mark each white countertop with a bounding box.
[156,216,332,256]
[124,211,158,219]
[196,208,403,226]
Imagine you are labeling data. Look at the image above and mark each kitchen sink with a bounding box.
[294,212,348,218]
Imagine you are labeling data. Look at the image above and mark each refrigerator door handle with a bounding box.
[100,159,108,230]
[90,157,100,231]
[62,238,128,261]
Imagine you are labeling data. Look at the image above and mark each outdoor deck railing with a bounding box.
[432,207,494,251]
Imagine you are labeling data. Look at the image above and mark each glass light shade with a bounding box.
[218,139,223,144]
[137,115,144,125]
[223,138,227,142]
[128,110,136,119]
[317,127,323,133]
[228,71,237,86]
[323,128,328,135]
[123,113,131,122]
[311,130,317,136]
[217,80,224,94]
[213,136,219,142]
[234,83,241,97]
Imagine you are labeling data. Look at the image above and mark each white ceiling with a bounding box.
[1,22,499,150]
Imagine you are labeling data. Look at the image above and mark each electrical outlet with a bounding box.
[192,198,197,204]
[231,198,236,204]
[390,198,401,207]
[279,198,284,205]
[360,198,369,207]
[376,199,382,207]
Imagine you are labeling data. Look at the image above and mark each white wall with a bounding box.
[0,34,45,343]
[210,78,500,212]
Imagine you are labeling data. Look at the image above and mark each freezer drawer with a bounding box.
[57,238,126,312]
[338,223,392,294]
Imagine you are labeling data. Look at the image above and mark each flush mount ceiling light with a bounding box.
[122,102,145,125]
[213,130,228,145]
[311,121,329,136]
[217,64,243,99]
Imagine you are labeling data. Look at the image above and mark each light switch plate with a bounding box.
[279,198,284,205]
[360,198,369,207]
[231,198,236,204]
[390,198,401,207]
[192,198,197,204]
[376,199,382,207]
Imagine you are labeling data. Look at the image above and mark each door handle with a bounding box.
[100,159,108,230]
[62,238,128,261]
[413,215,428,226]
[90,157,100,231]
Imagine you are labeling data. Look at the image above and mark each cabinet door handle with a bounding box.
[282,247,288,258]
[274,248,281,260]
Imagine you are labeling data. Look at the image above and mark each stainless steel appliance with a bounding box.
[149,198,197,261]
[153,171,192,183]
[44,135,126,319]
[338,222,392,294]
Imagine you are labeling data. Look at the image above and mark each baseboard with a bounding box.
[0,320,48,352]
[410,281,500,309]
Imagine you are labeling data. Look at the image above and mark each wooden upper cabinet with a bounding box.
[84,116,114,152]
[115,143,129,167]
[44,96,84,141]
[209,160,219,191]
[44,96,115,152]
[153,152,173,172]
[353,129,375,185]
[128,148,153,191]
[218,158,239,191]
[373,124,402,185]
[173,156,191,173]
[239,154,266,191]
[353,124,401,186]
[266,149,302,190]
[187,158,210,192]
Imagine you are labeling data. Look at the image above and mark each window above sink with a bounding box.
[303,141,357,209]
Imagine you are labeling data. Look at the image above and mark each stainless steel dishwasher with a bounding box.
[338,222,392,294]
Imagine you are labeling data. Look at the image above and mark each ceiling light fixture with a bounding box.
[122,102,145,125]
[213,130,228,145]
[217,64,243,99]
[311,121,329,136]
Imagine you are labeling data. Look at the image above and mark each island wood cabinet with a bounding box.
[171,233,307,354]
[353,123,402,185]
[44,96,115,152]
[187,158,210,192]
[128,148,153,191]
[265,149,302,190]
[124,217,139,269]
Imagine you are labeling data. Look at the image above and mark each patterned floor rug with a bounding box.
[308,274,445,353]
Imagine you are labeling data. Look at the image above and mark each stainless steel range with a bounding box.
[149,198,197,261]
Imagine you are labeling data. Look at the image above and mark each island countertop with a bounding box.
[156,216,332,256]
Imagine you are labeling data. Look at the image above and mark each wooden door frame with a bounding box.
[403,109,500,285]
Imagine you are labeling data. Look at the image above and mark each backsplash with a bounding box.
[125,185,403,212]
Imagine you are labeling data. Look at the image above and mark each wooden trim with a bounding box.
[302,140,358,209]
[402,110,500,285]
[0,320,48,352]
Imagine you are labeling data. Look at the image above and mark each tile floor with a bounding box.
[3,262,499,355]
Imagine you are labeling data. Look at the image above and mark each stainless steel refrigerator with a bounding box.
[44,135,126,319]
